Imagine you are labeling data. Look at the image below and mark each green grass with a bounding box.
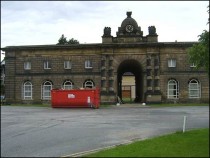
[85,128,209,157]
[121,98,135,103]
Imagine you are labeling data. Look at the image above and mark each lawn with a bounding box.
[85,128,209,157]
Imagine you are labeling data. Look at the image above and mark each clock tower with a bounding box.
[116,11,143,37]
[102,11,158,43]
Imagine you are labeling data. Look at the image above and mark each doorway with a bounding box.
[117,59,143,103]
[121,72,135,102]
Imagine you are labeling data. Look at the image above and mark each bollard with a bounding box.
[183,116,187,133]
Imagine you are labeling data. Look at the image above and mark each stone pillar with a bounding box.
[145,54,161,103]
[4,52,16,104]
[101,55,107,92]
[100,55,116,104]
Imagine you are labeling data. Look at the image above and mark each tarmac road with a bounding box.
[1,105,209,157]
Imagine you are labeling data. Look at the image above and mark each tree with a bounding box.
[187,6,209,76]
[57,34,68,45]
[68,38,79,44]
[57,34,79,45]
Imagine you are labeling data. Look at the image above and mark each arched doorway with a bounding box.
[117,59,143,103]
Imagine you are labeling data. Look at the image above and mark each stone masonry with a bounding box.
[2,11,209,104]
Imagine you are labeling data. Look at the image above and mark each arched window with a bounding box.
[63,80,74,90]
[22,81,33,100]
[167,79,179,99]
[189,79,201,98]
[42,81,53,100]
[83,79,95,88]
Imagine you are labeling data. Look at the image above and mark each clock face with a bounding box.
[125,24,134,33]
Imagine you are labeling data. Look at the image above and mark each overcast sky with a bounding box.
[1,1,209,60]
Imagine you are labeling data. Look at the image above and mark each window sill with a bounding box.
[64,68,72,70]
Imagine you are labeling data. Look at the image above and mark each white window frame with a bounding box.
[42,81,52,100]
[168,59,176,68]
[63,80,73,90]
[64,61,72,69]
[24,61,31,70]
[44,61,51,69]
[85,60,92,69]
[22,81,33,100]
[189,79,201,98]
[83,80,94,88]
[167,79,179,99]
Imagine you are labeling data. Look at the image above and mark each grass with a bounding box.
[121,98,135,103]
[85,128,209,157]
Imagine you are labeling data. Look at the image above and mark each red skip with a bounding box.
[51,88,100,108]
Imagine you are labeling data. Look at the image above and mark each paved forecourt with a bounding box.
[1,105,209,157]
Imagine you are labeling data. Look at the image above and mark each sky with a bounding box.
[1,1,209,61]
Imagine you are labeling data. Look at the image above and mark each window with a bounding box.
[83,79,94,88]
[168,59,176,67]
[189,79,201,98]
[22,81,33,100]
[167,79,179,98]
[85,60,92,69]
[42,81,52,100]
[44,61,51,69]
[63,80,73,90]
[24,62,31,70]
[64,61,72,69]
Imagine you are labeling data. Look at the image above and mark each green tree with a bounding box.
[57,34,68,45]
[187,6,209,76]
[68,38,79,44]
[57,34,79,45]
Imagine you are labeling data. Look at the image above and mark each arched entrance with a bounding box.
[117,59,143,103]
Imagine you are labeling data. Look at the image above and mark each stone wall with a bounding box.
[3,43,209,104]
[159,46,209,103]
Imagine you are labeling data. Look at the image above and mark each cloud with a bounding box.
[1,1,208,60]
[1,1,209,48]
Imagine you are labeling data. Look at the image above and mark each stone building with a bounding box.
[1,11,209,104]
[1,59,5,86]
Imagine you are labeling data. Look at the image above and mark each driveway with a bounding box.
[1,105,209,157]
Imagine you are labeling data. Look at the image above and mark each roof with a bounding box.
[1,41,198,51]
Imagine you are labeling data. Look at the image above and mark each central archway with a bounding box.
[117,59,143,103]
